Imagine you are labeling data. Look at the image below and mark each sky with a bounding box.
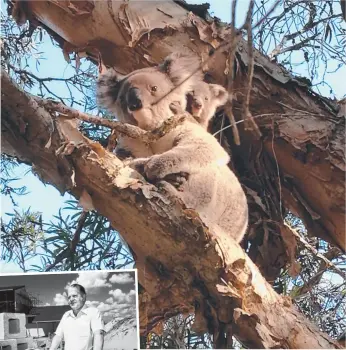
[0,270,137,322]
[1,1,345,274]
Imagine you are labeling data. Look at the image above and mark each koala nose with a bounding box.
[193,100,202,109]
[127,88,143,111]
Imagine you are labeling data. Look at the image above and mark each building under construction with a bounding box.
[0,285,38,314]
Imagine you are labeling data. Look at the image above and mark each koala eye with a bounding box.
[151,86,158,92]
[205,96,209,101]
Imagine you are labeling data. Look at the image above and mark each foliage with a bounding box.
[283,213,345,340]
[1,200,134,272]
[1,209,44,271]
[253,0,346,97]
[1,5,132,273]
[0,154,28,206]
[144,315,213,349]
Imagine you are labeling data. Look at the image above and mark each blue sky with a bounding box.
[1,1,345,274]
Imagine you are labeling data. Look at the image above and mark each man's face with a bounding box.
[67,287,85,313]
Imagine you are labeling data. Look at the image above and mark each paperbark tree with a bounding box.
[2,0,345,348]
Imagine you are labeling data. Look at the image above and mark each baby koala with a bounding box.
[187,82,229,130]
[97,53,248,243]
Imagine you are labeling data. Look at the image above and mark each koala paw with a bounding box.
[169,101,183,115]
[128,157,149,174]
[164,172,189,191]
[157,180,181,200]
[144,155,170,180]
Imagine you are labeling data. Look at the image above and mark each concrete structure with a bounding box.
[27,305,70,337]
[0,313,26,340]
[15,336,34,350]
[0,287,45,349]
[0,287,33,314]
[0,338,17,350]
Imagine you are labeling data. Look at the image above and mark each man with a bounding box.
[49,283,104,350]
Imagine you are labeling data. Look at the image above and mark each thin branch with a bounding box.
[243,0,262,138]
[222,0,241,146]
[295,247,342,298]
[34,97,189,145]
[70,211,88,254]
[285,223,346,280]
[6,62,76,83]
[212,111,324,136]
[250,0,281,30]
[270,33,320,59]
[261,1,305,45]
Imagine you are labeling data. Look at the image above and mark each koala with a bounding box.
[97,53,203,159]
[187,82,229,130]
[128,114,248,243]
[97,54,248,243]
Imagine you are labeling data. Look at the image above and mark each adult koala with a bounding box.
[97,53,202,158]
[97,53,248,243]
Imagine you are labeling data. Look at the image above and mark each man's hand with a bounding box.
[49,334,62,350]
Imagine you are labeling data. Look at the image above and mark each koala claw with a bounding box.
[164,172,189,191]
[157,180,181,199]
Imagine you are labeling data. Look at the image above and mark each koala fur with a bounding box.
[97,54,248,243]
[131,118,248,242]
[187,82,229,130]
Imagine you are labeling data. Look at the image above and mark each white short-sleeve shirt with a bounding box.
[55,306,104,350]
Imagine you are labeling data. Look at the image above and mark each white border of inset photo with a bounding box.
[0,269,140,350]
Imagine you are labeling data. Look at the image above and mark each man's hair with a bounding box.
[69,283,86,297]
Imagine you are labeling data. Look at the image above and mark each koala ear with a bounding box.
[97,68,126,109]
[159,52,203,87]
[97,68,125,88]
[209,84,229,106]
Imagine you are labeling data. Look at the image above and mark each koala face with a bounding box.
[97,67,155,126]
[187,82,228,128]
[97,53,204,130]
[118,71,182,130]
[187,83,212,118]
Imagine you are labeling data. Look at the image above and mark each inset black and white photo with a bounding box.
[0,270,139,350]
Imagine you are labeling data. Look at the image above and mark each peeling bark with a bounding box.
[3,0,345,347]
[10,1,344,284]
[1,71,341,349]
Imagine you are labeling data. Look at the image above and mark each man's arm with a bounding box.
[49,313,65,350]
[91,309,105,350]
[93,330,104,350]
[49,334,63,350]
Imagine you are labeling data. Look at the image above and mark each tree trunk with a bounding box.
[3,0,345,348]
[10,0,344,280]
[2,70,341,349]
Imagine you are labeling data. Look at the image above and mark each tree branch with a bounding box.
[1,68,341,349]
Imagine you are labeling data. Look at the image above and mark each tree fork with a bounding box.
[1,69,341,348]
[8,1,345,286]
[4,0,345,347]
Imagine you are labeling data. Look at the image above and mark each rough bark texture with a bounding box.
[10,0,344,281]
[2,0,345,348]
[2,71,341,349]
